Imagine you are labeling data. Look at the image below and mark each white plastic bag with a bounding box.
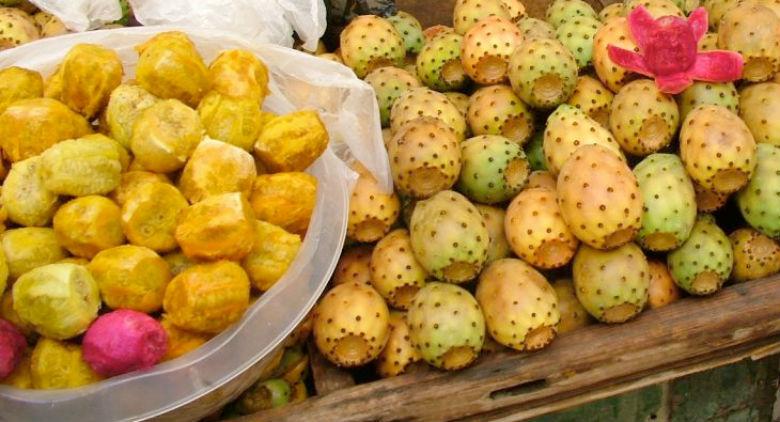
[29,0,122,31]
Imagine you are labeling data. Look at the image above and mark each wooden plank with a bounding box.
[236,275,780,422]
[306,340,355,396]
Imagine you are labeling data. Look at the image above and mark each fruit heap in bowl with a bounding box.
[0,30,328,389]
[309,0,780,376]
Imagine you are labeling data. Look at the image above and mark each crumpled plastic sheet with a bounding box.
[29,0,122,31]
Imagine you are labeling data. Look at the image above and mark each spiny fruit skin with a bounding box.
[543,104,624,176]
[461,16,525,85]
[347,169,400,243]
[457,135,530,204]
[599,3,625,24]
[573,242,650,323]
[737,143,780,238]
[364,66,421,127]
[376,312,422,377]
[647,260,681,309]
[677,82,739,122]
[517,17,556,41]
[387,117,462,199]
[667,214,733,295]
[610,79,680,156]
[423,25,455,42]
[0,7,39,49]
[634,154,697,252]
[508,38,578,109]
[467,85,535,146]
[416,32,469,92]
[526,170,557,190]
[476,258,560,351]
[555,16,602,69]
[551,278,591,333]
[718,3,780,82]
[499,0,527,21]
[680,105,757,194]
[475,204,512,264]
[525,132,547,171]
[387,11,424,55]
[729,228,780,283]
[333,245,373,286]
[698,33,720,51]
[340,15,406,78]
[739,82,780,146]
[313,282,390,367]
[390,87,467,141]
[407,282,485,370]
[452,0,512,35]
[594,18,640,93]
[703,0,740,29]
[370,229,428,310]
[444,92,470,117]
[624,0,684,18]
[557,144,643,250]
[505,187,579,269]
[566,75,614,128]
[410,190,490,283]
[694,183,729,213]
[545,0,599,29]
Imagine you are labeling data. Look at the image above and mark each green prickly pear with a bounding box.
[364,66,421,128]
[461,16,525,85]
[444,92,470,118]
[476,258,560,351]
[457,135,530,204]
[545,0,599,29]
[339,15,405,78]
[667,214,733,295]
[738,82,780,146]
[390,87,467,141]
[517,17,556,41]
[702,0,740,29]
[610,79,680,156]
[573,242,650,323]
[410,190,489,283]
[370,229,427,310]
[729,228,780,283]
[416,32,469,92]
[698,33,719,51]
[677,81,738,122]
[475,204,512,265]
[555,16,602,68]
[467,84,535,145]
[525,132,547,171]
[387,11,424,55]
[508,38,578,109]
[407,282,485,370]
[453,0,512,35]
[737,143,780,238]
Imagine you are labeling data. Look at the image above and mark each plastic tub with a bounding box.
[0,27,367,422]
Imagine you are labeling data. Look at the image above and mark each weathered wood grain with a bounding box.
[306,341,356,396]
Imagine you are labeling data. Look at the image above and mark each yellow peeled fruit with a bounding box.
[163,261,251,334]
[1,351,32,389]
[109,170,171,206]
[175,192,256,261]
[254,110,329,172]
[197,91,265,151]
[39,136,123,196]
[121,182,188,253]
[0,98,92,162]
[178,138,257,203]
[89,245,171,313]
[104,83,159,149]
[242,220,302,292]
[163,251,198,276]
[1,291,36,340]
[130,99,204,173]
[208,49,270,103]
[249,172,317,236]
[2,227,66,280]
[30,338,101,389]
[52,196,125,259]
[0,66,43,115]
[44,44,124,119]
[2,156,60,227]
[160,315,212,361]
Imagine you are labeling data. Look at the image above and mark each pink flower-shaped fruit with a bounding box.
[608,6,743,94]
[0,318,27,379]
[83,309,168,377]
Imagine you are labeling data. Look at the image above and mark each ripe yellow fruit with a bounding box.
[241,220,302,292]
[197,92,264,151]
[130,99,204,173]
[109,170,171,206]
[0,66,43,115]
[208,49,269,103]
[249,172,317,235]
[1,156,60,227]
[178,138,257,203]
[2,227,66,280]
[120,182,188,253]
[104,83,159,149]
[159,315,212,361]
[53,196,125,258]
[30,338,102,389]
[254,110,329,172]
[175,192,255,261]
[39,136,123,197]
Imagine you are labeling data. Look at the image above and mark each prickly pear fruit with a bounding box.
[410,190,489,283]
[407,282,485,370]
[634,154,697,251]
[508,38,578,109]
[737,143,780,238]
[702,0,739,29]
[0,7,39,50]
[499,0,527,21]
[377,312,422,377]
[545,0,599,29]
[566,75,614,128]
[599,3,625,24]
[718,3,780,82]
[399,195,418,228]
[313,282,390,367]
[610,79,680,156]
[694,183,729,213]
[390,87,467,141]
[698,32,719,51]
[388,11,424,55]
[333,245,372,286]
[729,228,780,282]
[680,105,756,194]
[423,25,455,42]
[461,16,524,85]
[387,117,462,199]
[364,66,421,127]
[457,135,530,204]
[594,18,639,93]
[444,92,470,117]
[647,260,681,309]
[340,15,405,78]
[667,214,732,295]
[525,132,547,171]
[557,144,643,250]
[555,16,602,68]
[551,278,591,333]
[738,82,780,146]
[317,53,343,64]
[505,187,579,269]
[475,204,511,264]
[573,242,650,323]
[624,0,684,18]
[543,104,624,176]
[526,170,557,190]
[370,229,428,310]
[517,17,556,41]
[476,258,559,351]
[348,168,400,243]
[416,32,469,92]
[677,82,738,122]
[453,0,512,35]
[467,85,534,145]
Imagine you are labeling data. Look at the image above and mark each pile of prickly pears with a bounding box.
[310,0,780,379]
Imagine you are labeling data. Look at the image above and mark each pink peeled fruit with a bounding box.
[0,318,27,379]
[607,6,743,94]
[82,309,168,377]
